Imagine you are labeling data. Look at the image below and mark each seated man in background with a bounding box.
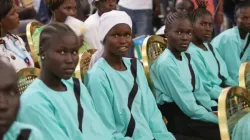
[212,1,250,84]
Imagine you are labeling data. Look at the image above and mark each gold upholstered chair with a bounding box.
[26,21,43,68]
[239,61,250,91]
[141,35,167,88]
[218,86,250,140]
[80,49,97,82]
[17,68,40,94]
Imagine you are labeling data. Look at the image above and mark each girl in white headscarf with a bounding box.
[84,10,175,140]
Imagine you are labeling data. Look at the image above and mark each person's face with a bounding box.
[0,64,19,136]
[54,0,77,22]
[0,5,19,31]
[43,33,80,80]
[165,18,193,52]
[193,14,213,42]
[235,7,250,32]
[175,0,194,15]
[98,0,117,15]
[104,23,132,57]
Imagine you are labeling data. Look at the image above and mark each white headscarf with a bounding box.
[89,10,132,68]
[99,10,132,42]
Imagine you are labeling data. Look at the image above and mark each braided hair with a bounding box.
[0,0,19,47]
[39,23,78,57]
[190,0,211,22]
[165,9,191,30]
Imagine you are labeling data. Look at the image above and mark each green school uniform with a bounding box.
[187,43,237,99]
[212,26,250,83]
[84,58,175,140]
[150,49,218,123]
[18,78,113,140]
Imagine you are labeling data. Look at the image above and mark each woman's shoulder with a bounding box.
[21,79,50,105]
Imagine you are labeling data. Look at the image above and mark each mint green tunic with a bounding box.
[17,78,113,140]
[4,122,43,140]
[211,26,250,83]
[150,49,218,123]
[187,43,237,99]
[232,113,250,140]
[84,58,175,140]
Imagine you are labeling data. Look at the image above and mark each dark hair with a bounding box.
[45,0,65,16]
[39,23,78,56]
[174,0,195,10]
[235,1,250,16]
[0,0,19,47]
[0,0,13,20]
[165,9,191,30]
[190,0,211,22]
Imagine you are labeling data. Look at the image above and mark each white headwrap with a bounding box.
[99,10,132,42]
[88,10,132,69]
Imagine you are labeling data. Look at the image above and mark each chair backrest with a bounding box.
[218,87,250,140]
[17,68,40,94]
[80,49,97,81]
[141,35,167,89]
[141,35,167,73]
[239,61,250,91]
[26,21,43,67]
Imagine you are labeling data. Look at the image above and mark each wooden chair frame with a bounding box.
[141,35,166,74]
[26,21,43,66]
[239,62,250,90]
[218,87,250,140]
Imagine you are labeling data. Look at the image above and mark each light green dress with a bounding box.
[150,49,218,123]
[187,43,237,99]
[211,26,250,83]
[17,78,113,140]
[84,58,175,140]
[4,122,43,140]
[232,113,250,140]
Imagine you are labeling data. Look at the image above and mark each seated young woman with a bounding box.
[0,0,34,71]
[186,0,237,100]
[84,10,175,140]
[211,1,250,83]
[0,57,42,140]
[150,10,220,140]
[17,23,113,140]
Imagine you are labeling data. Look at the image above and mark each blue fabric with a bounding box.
[119,6,153,37]
[36,0,50,24]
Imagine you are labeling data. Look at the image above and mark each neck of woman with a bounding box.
[192,37,207,51]
[168,46,182,60]
[39,69,66,91]
[239,28,248,40]
[103,52,126,71]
